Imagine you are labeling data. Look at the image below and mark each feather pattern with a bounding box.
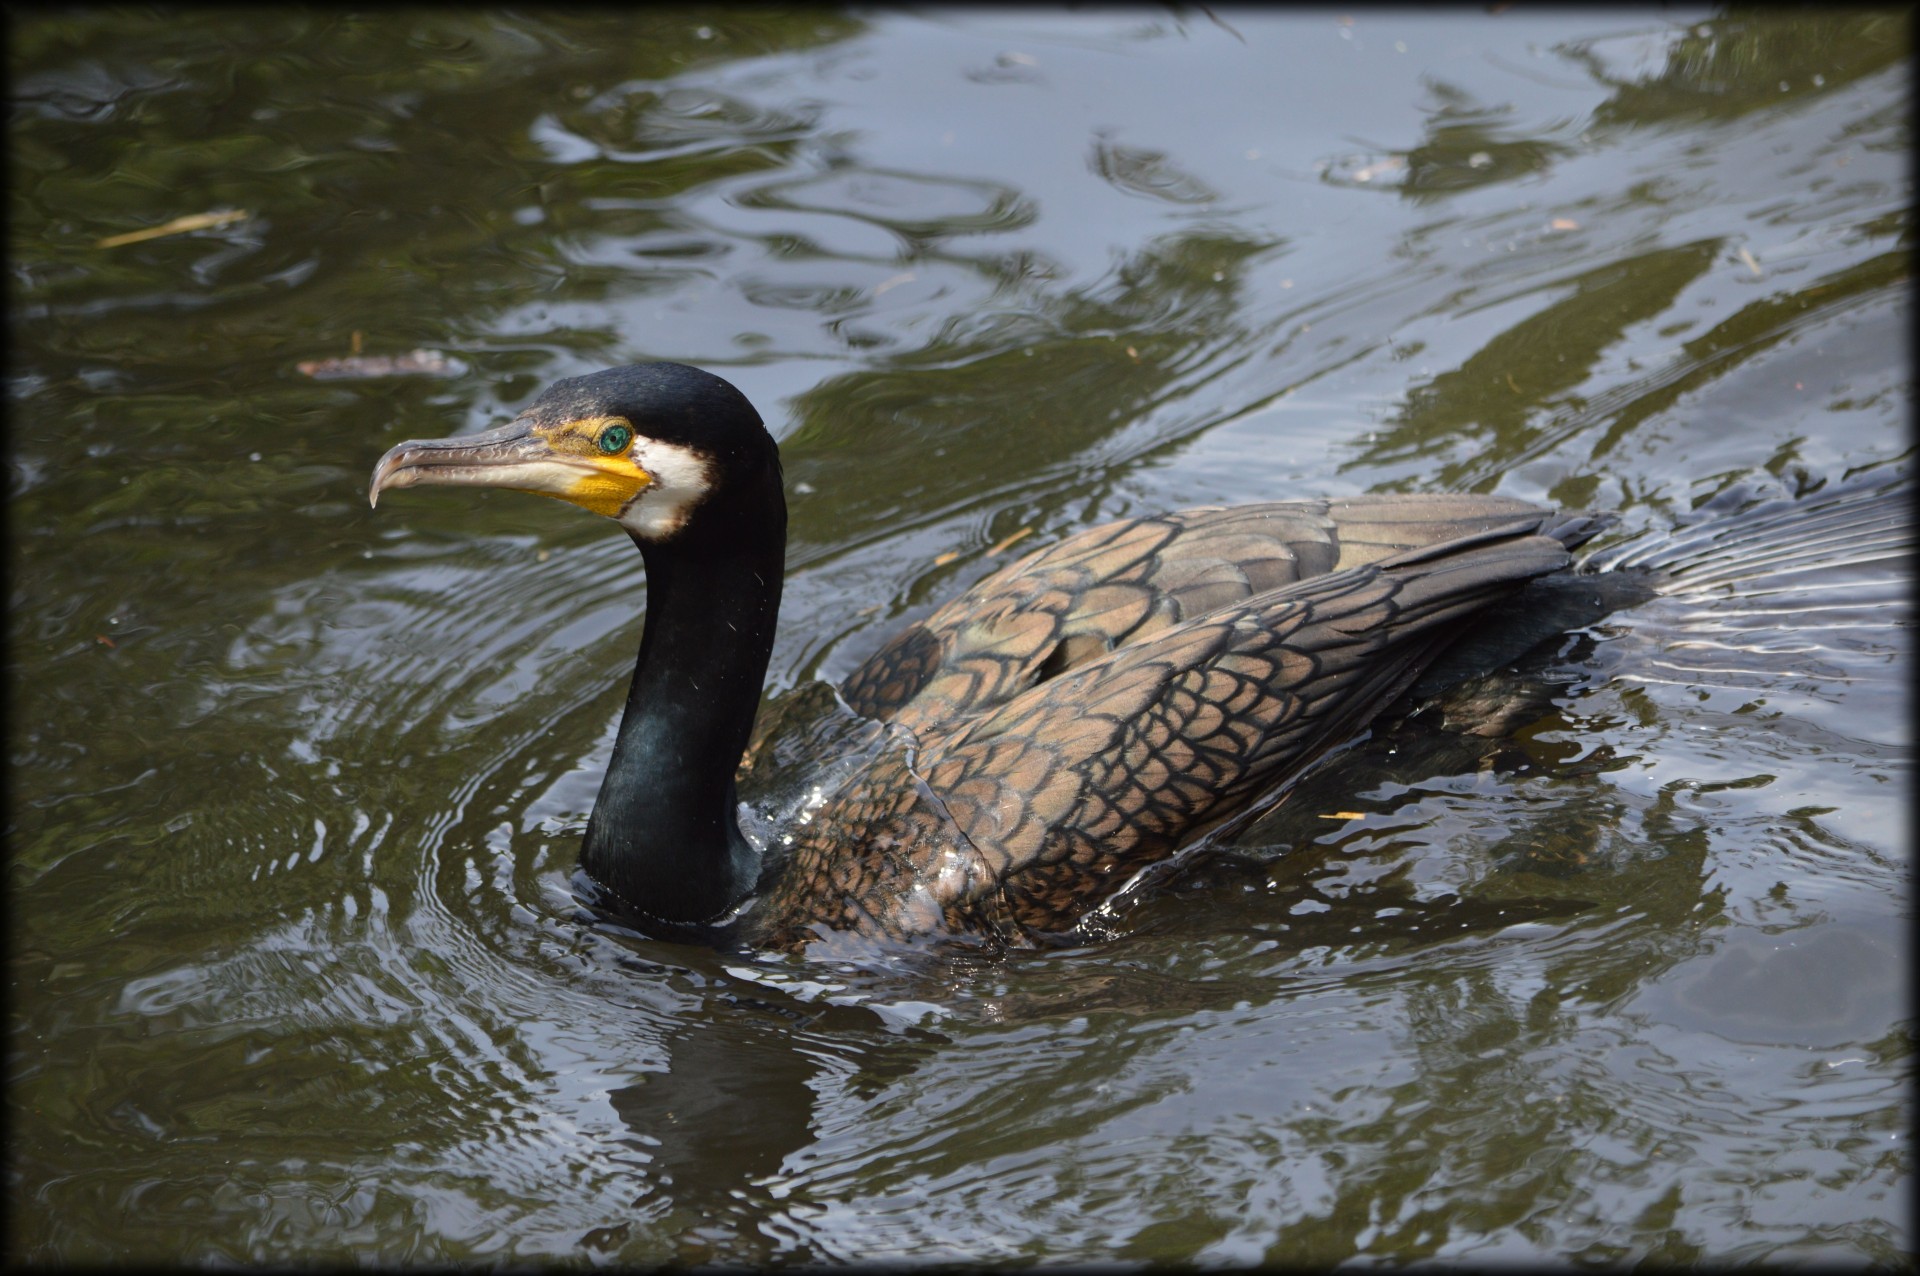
[745,496,1594,949]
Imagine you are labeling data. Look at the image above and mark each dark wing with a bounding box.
[838,495,1604,738]
[747,525,1577,950]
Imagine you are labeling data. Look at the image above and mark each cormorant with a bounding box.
[365,363,1695,951]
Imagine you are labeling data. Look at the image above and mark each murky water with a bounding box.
[8,8,1910,1264]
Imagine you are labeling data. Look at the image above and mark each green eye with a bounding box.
[597,423,634,455]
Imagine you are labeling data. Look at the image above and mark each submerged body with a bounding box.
[371,363,1619,951]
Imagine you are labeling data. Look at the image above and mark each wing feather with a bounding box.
[838,495,1592,738]
[749,525,1576,948]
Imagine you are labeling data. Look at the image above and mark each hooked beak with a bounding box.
[369,417,652,518]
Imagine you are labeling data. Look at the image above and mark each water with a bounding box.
[7,8,1910,1264]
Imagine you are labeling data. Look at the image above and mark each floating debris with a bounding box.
[296,349,466,380]
[95,209,249,249]
[987,526,1034,556]
[1320,153,1413,185]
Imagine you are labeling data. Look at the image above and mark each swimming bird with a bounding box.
[370,363,1621,952]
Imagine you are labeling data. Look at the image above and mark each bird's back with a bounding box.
[744,495,1605,950]
[840,495,1608,734]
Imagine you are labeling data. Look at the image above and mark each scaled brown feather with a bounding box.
[745,500,1588,950]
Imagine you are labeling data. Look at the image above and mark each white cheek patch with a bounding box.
[617,439,714,540]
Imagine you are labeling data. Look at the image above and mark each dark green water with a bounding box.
[8,8,1910,1264]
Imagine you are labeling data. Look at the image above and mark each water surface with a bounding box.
[8,8,1911,1264]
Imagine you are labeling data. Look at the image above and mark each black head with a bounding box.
[370,362,781,542]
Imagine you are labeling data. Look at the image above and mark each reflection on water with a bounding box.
[8,7,1911,1265]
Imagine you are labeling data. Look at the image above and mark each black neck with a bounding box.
[581,457,786,927]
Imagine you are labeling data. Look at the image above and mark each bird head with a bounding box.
[369,362,774,541]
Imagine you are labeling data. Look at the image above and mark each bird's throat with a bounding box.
[581,464,786,928]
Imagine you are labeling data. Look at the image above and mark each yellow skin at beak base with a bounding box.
[549,455,652,518]
[531,414,653,517]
